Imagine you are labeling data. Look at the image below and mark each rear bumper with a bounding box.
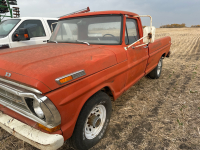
[0,111,64,150]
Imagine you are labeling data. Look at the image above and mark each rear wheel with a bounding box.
[69,91,112,150]
[148,57,163,79]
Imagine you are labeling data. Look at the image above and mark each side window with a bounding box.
[16,20,46,38]
[47,20,57,31]
[126,19,139,44]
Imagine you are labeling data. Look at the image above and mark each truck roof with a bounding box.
[60,10,139,20]
[5,17,58,20]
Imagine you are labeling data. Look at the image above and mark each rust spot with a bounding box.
[12,128,16,134]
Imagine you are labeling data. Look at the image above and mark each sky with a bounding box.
[6,0,200,28]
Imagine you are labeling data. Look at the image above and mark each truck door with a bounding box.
[125,18,149,89]
[9,19,49,48]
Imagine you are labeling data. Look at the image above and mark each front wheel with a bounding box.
[69,91,112,150]
[148,57,163,79]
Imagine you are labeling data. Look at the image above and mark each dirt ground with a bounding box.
[1,28,200,150]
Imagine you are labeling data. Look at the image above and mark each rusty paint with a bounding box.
[0,10,171,145]
[151,40,162,49]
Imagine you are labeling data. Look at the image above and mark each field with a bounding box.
[1,28,200,150]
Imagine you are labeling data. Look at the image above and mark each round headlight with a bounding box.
[33,100,45,119]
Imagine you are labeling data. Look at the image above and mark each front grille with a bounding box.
[0,88,29,112]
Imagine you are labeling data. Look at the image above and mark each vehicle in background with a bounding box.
[0,17,58,49]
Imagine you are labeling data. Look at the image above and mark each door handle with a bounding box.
[143,46,148,48]
[43,41,47,42]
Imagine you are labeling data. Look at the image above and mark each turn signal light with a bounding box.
[24,34,29,38]
[59,75,73,84]
[38,124,61,132]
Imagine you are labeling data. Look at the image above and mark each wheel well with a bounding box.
[101,86,114,100]
[162,53,166,58]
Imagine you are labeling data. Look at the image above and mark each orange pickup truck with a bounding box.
[0,10,171,150]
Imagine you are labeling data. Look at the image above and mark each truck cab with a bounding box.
[0,17,58,49]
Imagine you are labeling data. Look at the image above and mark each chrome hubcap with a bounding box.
[84,104,106,139]
[157,59,162,75]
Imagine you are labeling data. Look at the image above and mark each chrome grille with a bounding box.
[0,78,61,128]
[0,88,29,112]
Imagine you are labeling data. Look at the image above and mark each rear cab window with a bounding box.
[54,23,78,41]
[87,18,121,44]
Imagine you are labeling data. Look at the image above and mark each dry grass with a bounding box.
[1,28,200,150]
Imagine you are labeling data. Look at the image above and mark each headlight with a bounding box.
[33,100,45,119]
[24,96,61,128]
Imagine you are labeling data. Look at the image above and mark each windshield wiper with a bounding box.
[76,40,90,46]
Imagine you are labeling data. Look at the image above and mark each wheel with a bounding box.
[69,91,112,150]
[148,57,163,79]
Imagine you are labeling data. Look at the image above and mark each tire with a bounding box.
[148,57,163,79]
[69,91,112,150]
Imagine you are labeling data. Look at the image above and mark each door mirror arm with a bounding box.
[124,15,155,50]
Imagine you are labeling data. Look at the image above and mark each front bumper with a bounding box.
[0,111,64,150]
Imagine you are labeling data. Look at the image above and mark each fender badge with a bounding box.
[5,72,11,77]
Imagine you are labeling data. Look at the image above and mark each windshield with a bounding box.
[0,19,20,38]
[50,15,122,45]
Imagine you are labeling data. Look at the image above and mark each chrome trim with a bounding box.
[0,97,49,127]
[55,70,86,85]
[0,78,42,94]
[0,80,61,128]
[5,72,11,77]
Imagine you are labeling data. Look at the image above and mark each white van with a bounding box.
[0,17,58,49]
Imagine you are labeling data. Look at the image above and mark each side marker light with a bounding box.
[59,75,73,84]
[38,124,61,132]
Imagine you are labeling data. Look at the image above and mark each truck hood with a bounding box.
[0,43,117,93]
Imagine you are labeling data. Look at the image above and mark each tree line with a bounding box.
[160,24,200,28]
[191,25,200,28]
[160,23,186,28]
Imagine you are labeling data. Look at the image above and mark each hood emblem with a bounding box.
[5,72,11,77]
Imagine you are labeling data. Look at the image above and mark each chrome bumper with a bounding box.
[0,111,64,150]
